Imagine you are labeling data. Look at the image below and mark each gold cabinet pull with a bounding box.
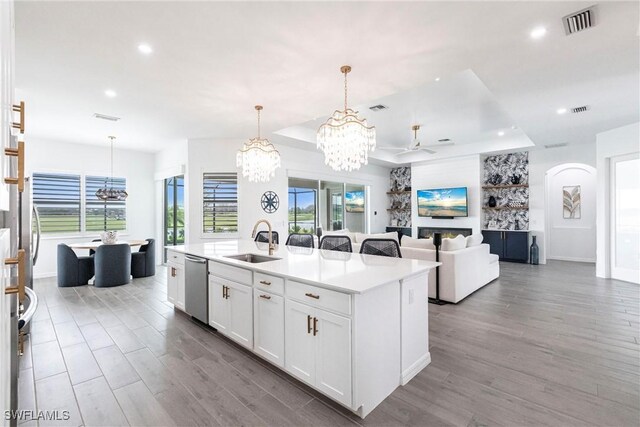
[4,141,24,192]
[222,285,226,299]
[307,315,312,334]
[259,294,271,300]
[170,267,176,277]
[259,280,271,286]
[313,317,318,336]
[12,102,25,134]
[4,249,26,302]
[305,292,320,300]
[224,286,230,299]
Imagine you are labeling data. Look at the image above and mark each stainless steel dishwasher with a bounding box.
[184,255,208,324]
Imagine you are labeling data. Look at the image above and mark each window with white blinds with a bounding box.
[32,173,82,233]
[203,173,238,234]
[85,176,127,232]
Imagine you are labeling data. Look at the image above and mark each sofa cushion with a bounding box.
[466,234,484,248]
[401,236,435,250]
[324,228,356,242]
[354,231,398,244]
[441,234,466,251]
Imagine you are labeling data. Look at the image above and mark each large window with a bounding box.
[33,173,81,233]
[85,176,127,232]
[164,176,185,261]
[32,172,127,234]
[288,178,317,234]
[203,173,238,234]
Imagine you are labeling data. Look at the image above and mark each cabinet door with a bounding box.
[482,230,504,258]
[175,265,186,310]
[167,264,177,304]
[253,291,284,367]
[285,300,316,386]
[504,232,529,262]
[208,278,229,333]
[226,281,253,349]
[314,309,352,407]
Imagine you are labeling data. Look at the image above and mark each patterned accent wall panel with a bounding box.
[389,167,411,227]
[483,151,530,230]
[483,152,529,185]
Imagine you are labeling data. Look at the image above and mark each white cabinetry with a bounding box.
[166,262,185,311]
[208,274,253,349]
[253,290,284,367]
[284,299,352,407]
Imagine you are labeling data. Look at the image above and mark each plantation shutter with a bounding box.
[203,173,238,233]
[85,176,127,231]
[32,173,81,233]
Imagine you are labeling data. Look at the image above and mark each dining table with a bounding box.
[68,239,149,250]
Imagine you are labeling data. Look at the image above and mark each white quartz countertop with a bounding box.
[168,240,440,294]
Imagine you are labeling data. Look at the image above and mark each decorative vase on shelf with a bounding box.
[511,175,521,185]
[488,196,497,208]
[530,235,539,265]
[101,231,118,244]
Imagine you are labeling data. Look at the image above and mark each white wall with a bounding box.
[26,139,156,278]
[545,163,597,262]
[528,144,596,263]
[183,138,390,245]
[595,122,640,278]
[411,155,482,236]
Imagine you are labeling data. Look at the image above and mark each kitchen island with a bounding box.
[166,240,440,418]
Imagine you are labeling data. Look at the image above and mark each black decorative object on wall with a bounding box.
[488,196,497,208]
[260,191,279,213]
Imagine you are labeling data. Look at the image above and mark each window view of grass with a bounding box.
[288,187,316,234]
[203,173,238,233]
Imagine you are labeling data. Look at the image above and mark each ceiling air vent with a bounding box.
[93,113,121,122]
[368,104,388,112]
[544,142,569,149]
[437,138,451,142]
[563,6,596,35]
[570,105,591,114]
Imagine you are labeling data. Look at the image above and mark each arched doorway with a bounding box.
[545,163,597,262]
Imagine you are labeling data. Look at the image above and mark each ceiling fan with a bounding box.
[378,125,453,155]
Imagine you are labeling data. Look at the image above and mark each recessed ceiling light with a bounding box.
[530,26,547,39]
[557,107,567,115]
[104,89,117,98]
[138,44,153,55]
[498,131,505,137]
[435,77,440,82]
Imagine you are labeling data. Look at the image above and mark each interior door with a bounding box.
[314,309,352,407]
[284,300,315,386]
[611,154,640,283]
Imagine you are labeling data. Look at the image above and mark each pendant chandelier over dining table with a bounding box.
[236,105,281,183]
[317,65,376,172]
[95,136,128,201]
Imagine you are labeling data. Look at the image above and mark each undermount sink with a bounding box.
[224,253,281,264]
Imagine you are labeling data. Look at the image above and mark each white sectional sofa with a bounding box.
[324,230,499,303]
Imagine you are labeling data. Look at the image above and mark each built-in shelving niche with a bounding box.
[388,167,411,227]
[482,152,529,230]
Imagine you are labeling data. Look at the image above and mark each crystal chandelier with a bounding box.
[317,65,376,172]
[96,136,128,201]
[236,105,281,183]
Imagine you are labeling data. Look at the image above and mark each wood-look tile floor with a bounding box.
[21,261,639,426]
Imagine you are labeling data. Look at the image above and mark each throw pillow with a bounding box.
[466,234,484,247]
[355,231,398,244]
[441,234,466,251]
[401,236,435,250]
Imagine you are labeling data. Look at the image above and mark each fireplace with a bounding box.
[418,227,472,239]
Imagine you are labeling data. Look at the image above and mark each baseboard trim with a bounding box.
[401,352,431,386]
[34,272,56,279]
[547,256,596,263]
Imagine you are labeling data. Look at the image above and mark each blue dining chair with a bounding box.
[94,244,131,287]
[57,244,94,287]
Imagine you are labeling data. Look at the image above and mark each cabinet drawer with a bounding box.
[254,272,284,295]
[286,280,351,316]
[209,261,252,285]
[167,251,185,266]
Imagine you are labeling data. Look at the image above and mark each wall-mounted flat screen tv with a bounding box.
[345,191,365,213]
[417,187,468,217]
